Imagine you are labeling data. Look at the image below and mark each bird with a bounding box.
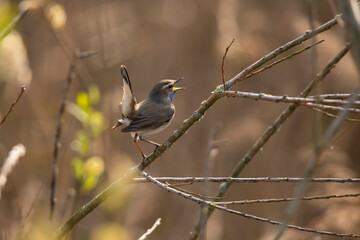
[112,65,184,160]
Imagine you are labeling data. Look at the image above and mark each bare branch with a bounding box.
[311,107,360,122]
[243,39,324,80]
[0,86,26,127]
[220,91,360,117]
[50,50,97,219]
[132,177,360,183]
[214,193,360,205]
[141,171,360,239]
[138,218,162,240]
[221,91,360,107]
[310,93,360,99]
[221,39,235,90]
[199,124,223,239]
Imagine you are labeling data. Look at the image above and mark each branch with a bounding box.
[132,177,360,183]
[0,86,26,127]
[220,91,360,116]
[311,107,360,122]
[189,44,351,239]
[199,124,223,239]
[141,171,360,239]
[221,91,360,106]
[243,39,324,80]
[50,53,75,219]
[221,39,235,90]
[50,50,97,219]
[213,193,360,205]
[138,218,162,240]
[309,93,360,99]
[56,16,340,240]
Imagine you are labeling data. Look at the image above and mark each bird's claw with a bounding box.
[153,144,160,153]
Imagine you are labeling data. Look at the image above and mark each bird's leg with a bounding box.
[139,136,160,151]
[133,133,146,160]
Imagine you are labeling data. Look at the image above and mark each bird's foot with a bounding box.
[153,144,160,153]
[140,154,147,163]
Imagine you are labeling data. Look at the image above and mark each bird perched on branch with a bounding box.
[112,65,184,160]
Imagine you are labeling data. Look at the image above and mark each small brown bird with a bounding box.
[112,65,184,159]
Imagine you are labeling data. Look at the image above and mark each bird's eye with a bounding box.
[168,85,172,89]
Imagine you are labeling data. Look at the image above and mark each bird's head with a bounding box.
[149,78,185,102]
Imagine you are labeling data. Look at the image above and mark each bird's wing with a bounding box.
[121,102,175,132]
[120,65,137,118]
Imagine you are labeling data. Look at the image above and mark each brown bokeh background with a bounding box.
[1,0,360,239]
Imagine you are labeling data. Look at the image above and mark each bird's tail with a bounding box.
[121,65,133,94]
[120,65,137,118]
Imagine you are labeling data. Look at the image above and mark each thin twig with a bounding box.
[50,50,97,219]
[55,16,340,240]
[304,102,360,113]
[50,53,75,219]
[189,44,352,240]
[0,86,26,127]
[141,171,360,239]
[243,40,324,80]
[214,192,360,205]
[166,183,221,200]
[311,107,360,122]
[310,93,360,99]
[138,218,162,240]
[221,39,235,90]
[132,177,360,183]
[199,124,223,240]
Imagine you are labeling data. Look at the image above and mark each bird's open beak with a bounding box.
[111,120,122,130]
[173,77,185,91]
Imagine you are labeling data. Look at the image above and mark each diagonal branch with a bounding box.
[138,218,162,240]
[0,86,26,127]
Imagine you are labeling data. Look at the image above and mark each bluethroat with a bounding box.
[112,65,184,159]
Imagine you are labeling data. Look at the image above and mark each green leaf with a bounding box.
[75,130,90,156]
[0,2,18,41]
[77,92,90,113]
[88,85,100,106]
[84,156,104,176]
[71,157,84,180]
[81,156,104,192]
[89,111,106,136]
[67,102,88,123]
[82,175,97,192]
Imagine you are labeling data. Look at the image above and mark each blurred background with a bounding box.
[0,0,359,239]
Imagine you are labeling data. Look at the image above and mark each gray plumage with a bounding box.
[112,65,184,159]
